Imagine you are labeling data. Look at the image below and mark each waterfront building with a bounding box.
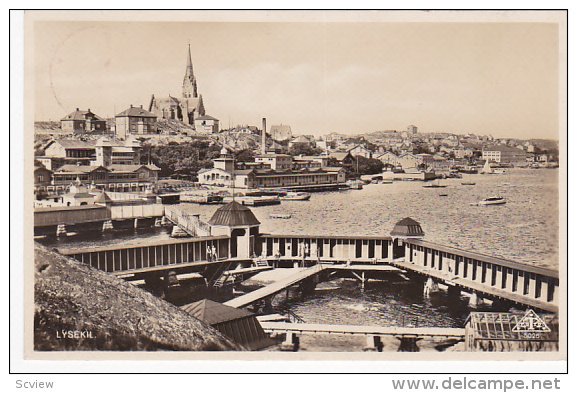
[208,201,261,259]
[482,145,528,165]
[397,153,423,170]
[114,105,158,140]
[60,108,107,134]
[199,166,345,189]
[48,163,160,193]
[60,179,97,206]
[464,312,558,352]
[148,45,218,132]
[181,299,273,350]
[270,124,292,141]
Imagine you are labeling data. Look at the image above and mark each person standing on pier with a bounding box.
[206,245,212,262]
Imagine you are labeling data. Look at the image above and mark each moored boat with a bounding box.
[270,213,292,219]
[476,196,506,206]
[279,192,311,201]
[423,180,447,188]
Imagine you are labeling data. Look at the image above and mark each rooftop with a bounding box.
[181,299,253,325]
[208,201,261,227]
[116,105,157,118]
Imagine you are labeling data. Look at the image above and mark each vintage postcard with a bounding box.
[22,10,567,365]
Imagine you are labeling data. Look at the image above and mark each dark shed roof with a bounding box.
[390,217,425,237]
[181,299,254,325]
[208,201,260,227]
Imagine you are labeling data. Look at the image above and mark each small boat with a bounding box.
[346,180,364,190]
[480,160,493,174]
[461,181,476,186]
[238,196,281,206]
[476,196,507,206]
[279,192,311,201]
[423,180,447,188]
[270,213,292,219]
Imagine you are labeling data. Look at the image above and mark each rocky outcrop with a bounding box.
[34,244,240,351]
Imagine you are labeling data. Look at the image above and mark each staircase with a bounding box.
[213,274,229,288]
[164,205,211,237]
[254,258,269,268]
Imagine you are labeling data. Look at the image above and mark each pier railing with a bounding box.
[259,234,394,263]
[58,236,230,275]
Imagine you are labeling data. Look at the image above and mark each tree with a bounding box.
[353,156,384,176]
[288,144,323,157]
[234,148,255,163]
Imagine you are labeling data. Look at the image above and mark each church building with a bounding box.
[148,45,216,131]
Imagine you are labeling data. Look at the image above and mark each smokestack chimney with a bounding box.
[261,117,267,154]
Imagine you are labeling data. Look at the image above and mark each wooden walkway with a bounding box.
[259,322,466,339]
[224,264,325,308]
[390,259,558,313]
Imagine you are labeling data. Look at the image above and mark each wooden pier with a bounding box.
[260,321,466,339]
[224,264,325,308]
[398,239,559,313]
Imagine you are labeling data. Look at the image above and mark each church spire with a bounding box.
[182,43,197,99]
[185,43,193,77]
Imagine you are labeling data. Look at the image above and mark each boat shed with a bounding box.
[181,299,274,350]
[464,311,559,352]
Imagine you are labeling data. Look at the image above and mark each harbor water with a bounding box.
[39,168,560,350]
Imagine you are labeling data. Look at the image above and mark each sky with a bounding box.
[31,18,561,139]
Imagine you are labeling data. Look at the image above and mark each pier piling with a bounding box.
[56,224,67,237]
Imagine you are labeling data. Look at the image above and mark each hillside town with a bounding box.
[33,48,558,202]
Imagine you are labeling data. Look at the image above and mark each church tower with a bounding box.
[182,44,198,99]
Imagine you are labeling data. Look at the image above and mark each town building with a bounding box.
[255,153,293,171]
[41,140,96,169]
[38,137,141,170]
[114,105,157,140]
[328,151,355,168]
[348,145,373,159]
[270,124,292,141]
[34,164,53,198]
[482,145,528,165]
[148,45,217,130]
[60,108,107,134]
[194,115,220,134]
[375,151,399,167]
[397,153,423,170]
[288,135,315,150]
[406,125,418,134]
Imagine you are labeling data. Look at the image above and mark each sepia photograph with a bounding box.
[22,10,566,363]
